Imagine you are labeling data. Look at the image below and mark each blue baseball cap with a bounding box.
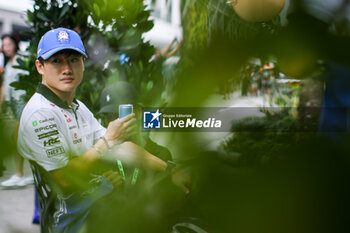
[37,27,88,60]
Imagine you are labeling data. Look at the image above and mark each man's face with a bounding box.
[36,52,85,96]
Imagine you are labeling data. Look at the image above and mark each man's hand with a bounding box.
[104,113,136,145]
[102,170,123,188]
[171,168,191,195]
[108,142,167,172]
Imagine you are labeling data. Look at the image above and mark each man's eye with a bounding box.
[71,57,79,62]
[52,59,61,63]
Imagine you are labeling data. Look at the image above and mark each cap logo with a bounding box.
[106,95,111,102]
[57,30,69,43]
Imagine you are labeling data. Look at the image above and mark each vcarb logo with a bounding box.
[46,146,65,158]
[43,137,60,147]
[143,109,161,129]
[34,124,57,133]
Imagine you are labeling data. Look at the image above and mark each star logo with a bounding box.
[150,109,161,122]
[143,109,161,129]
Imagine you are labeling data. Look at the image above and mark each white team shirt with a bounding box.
[18,83,106,171]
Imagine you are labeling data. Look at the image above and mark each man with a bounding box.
[98,81,175,182]
[17,27,170,233]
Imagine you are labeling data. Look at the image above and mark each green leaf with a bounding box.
[36,12,50,22]
[12,65,29,71]
[27,10,34,23]
[58,4,70,20]
[93,3,100,18]
[13,58,28,72]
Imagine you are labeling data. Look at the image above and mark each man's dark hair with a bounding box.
[38,49,85,64]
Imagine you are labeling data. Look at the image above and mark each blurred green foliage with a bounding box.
[181,0,208,56]
[4,1,350,232]
[11,0,165,114]
[221,108,299,166]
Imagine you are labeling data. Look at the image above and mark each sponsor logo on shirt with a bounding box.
[69,125,77,130]
[60,110,72,123]
[39,118,55,124]
[73,132,81,144]
[46,146,65,158]
[34,124,57,133]
[38,130,59,140]
[43,137,60,147]
[73,138,82,144]
[82,117,88,127]
[32,121,38,127]
[86,133,92,141]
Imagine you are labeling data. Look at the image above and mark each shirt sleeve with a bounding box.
[92,118,106,143]
[18,109,71,171]
[80,102,106,143]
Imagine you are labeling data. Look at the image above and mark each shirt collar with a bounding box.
[36,83,79,110]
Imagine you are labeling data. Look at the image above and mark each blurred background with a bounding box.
[1,0,350,232]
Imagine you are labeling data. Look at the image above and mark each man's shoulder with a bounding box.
[21,93,60,121]
[25,93,57,111]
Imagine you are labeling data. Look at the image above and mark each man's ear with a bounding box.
[82,57,85,72]
[35,60,44,75]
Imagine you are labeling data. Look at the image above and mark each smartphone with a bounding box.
[119,104,133,118]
